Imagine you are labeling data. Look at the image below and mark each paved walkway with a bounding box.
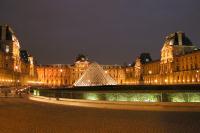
[1,98,200,133]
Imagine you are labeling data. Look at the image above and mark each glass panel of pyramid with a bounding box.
[74,62,118,86]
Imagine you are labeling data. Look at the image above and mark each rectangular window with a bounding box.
[176,66,179,71]
[195,64,197,69]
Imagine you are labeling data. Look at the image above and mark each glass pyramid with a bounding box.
[74,62,118,86]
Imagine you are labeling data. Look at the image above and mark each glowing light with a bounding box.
[33,90,40,96]
[30,60,33,65]
[28,81,43,84]
[84,93,99,100]
[15,66,18,70]
[148,70,152,74]
[169,40,174,45]
[5,45,9,53]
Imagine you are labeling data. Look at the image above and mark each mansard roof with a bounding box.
[0,24,15,41]
[165,32,193,46]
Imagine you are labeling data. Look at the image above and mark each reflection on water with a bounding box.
[33,90,200,103]
[104,93,159,102]
[170,93,200,102]
[83,93,99,101]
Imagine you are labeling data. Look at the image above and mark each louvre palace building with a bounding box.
[0,25,37,86]
[0,25,199,87]
[37,31,200,86]
[125,32,200,85]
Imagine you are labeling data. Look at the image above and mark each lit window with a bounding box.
[148,70,152,74]
[169,40,174,45]
[5,45,9,53]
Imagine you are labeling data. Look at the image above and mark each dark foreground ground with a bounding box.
[1,98,200,133]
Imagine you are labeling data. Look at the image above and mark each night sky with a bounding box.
[0,0,200,65]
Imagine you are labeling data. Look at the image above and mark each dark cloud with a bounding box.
[0,0,200,64]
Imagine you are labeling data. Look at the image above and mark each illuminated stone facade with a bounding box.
[102,65,125,84]
[36,55,89,87]
[37,55,125,86]
[37,64,71,86]
[125,32,200,85]
[1,26,198,87]
[37,32,199,86]
[0,25,37,86]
